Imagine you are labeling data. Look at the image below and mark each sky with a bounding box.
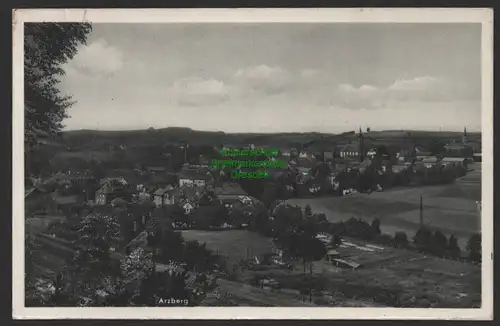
[59,23,482,133]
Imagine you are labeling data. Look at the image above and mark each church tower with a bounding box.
[462,126,467,145]
[358,127,364,162]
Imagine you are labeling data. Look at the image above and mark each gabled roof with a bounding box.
[289,157,315,169]
[441,157,466,162]
[153,186,173,196]
[213,182,247,196]
[180,185,206,201]
[111,197,128,207]
[178,170,212,181]
[340,143,360,153]
[97,183,123,194]
[51,193,81,205]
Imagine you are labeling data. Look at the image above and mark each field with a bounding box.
[181,230,277,267]
[252,237,481,307]
[319,238,481,307]
[289,163,482,249]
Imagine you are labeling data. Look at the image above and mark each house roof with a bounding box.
[213,182,247,196]
[147,166,167,171]
[340,143,360,153]
[333,258,361,269]
[97,183,123,194]
[358,158,372,169]
[153,186,172,196]
[392,165,408,173]
[441,157,466,162]
[178,171,212,181]
[289,157,315,169]
[111,197,128,207]
[419,157,439,163]
[326,250,340,256]
[180,185,205,201]
[51,193,81,205]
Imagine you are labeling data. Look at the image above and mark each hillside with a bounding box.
[60,128,480,151]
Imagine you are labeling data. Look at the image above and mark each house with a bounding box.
[298,151,315,159]
[443,143,474,158]
[416,157,440,169]
[441,157,468,169]
[178,171,212,187]
[51,193,84,215]
[177,186,206,213]
[95,183,128,206]
[136,184,158,200]
[288,157,315,174]
[366,148,377,159]
[153,186,178,207]
[100,177,128,187]
[391,164,408,174]
[213,183,248,209]
[339,143,361,159]
[146,166,167,174]
[110,197,128,208]
[356,158,373,173]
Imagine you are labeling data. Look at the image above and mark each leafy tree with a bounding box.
[433,230,448,256]
[182,240,217,272]
[67,212,122,300]
[24,23,92,148]
[393,231,408,248]
[447,234,461,258]
[119,247,154,304]
[371,218,381,236]
[330,234,342,248]
[467,233,482,263]
[413,227,433,252]
[304,204,312,217]
[272,205,303,238]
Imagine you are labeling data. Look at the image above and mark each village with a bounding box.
[25,126,482,307]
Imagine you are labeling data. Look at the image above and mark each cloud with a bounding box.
[234,65,293,95]
[333,76,461,109]
[167,77,230,107]
[66,39,124,77]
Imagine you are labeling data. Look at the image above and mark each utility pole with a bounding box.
[419,195,423,228]
[309,262,313,303]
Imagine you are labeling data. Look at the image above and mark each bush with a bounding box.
[375,233,394,246]
[394,231,408,248]
[413,227,433,251]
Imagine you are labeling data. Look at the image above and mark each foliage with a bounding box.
[447,234,461,258]
[24,23,92,149]
[371,218,381,236]
[304,204,312,217]
[393,231,408,248]
[432,230,448,257]
[345,217,375,241]
[182,240,218,272]
[118,247,154,304]
[67,212,122,298]
[413,227,433,251]
[467,233,481,263]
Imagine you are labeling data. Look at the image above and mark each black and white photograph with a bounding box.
[13,8,493,320]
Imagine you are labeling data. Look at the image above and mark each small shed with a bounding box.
[324,250,341,262]
[333,258,362,270]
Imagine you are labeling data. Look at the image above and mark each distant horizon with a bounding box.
[62,125,482,134]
